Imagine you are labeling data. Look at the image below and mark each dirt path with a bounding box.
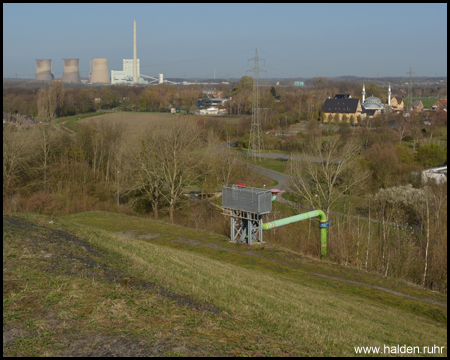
[123,232,447,310]
[308,272,447,309]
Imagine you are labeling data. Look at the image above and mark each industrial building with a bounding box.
[89,58,111,84]
[35,59,54,81]
[62,58,81,83]
[111,59,151,85]
[33,21,172,86]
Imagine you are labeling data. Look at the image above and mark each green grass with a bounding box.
[404,97,441,109]
[235,153,288,174]
[54,112,104,132]
[4,211,447,356]
[55,112,104,125]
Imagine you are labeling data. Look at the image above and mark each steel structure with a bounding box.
[407,67,415,113]
[247,49,266,161]
[222,185,272,244]
[222,184,331,259]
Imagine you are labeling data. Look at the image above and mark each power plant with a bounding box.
[35,59,54,81]
[110,20,169,85]
[34,21,173,86]
[61,58,81,83]
[89,58,111,84]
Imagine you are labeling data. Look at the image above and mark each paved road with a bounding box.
[237,149,330,164]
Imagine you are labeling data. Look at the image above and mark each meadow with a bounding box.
[3,211,447,356]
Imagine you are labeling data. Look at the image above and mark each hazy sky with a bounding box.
[3,3,447,79]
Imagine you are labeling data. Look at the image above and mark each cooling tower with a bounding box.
[35,59,53,81]
[89,58,110,84]
[62,58,81,83]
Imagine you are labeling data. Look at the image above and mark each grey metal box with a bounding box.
[222,185,272,214]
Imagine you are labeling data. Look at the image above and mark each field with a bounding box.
[404,97,441,109]
[3,211,447,357]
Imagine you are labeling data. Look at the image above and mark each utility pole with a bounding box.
[247,49,266,161]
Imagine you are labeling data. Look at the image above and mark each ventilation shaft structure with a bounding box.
[222,184,330,260]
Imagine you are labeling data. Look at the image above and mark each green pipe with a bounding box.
[262,210,329,260]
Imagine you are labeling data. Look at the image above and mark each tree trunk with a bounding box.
[365,201,371,271]
[422,198,430,287]
[356,215,360,269]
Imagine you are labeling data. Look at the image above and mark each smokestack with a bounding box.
[62,59,81,83]
[35,59,53,81]
[133,20,137,85]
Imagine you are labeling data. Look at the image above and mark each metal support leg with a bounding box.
[248,217,253,245]
[230,210,235,242]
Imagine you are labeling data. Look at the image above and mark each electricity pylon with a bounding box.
[247,49,266,161]
[407,67,415,113]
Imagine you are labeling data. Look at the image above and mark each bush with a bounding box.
[415,143,447,168]
[403,135,414,142]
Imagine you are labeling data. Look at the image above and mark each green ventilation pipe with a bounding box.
[262,210,330,260]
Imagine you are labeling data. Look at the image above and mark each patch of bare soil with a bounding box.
[3,325,31,346]
[3,216,220,315]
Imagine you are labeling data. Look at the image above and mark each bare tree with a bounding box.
[29,125,57,192]
[289,137,370,218]
[37,88,50,122]
[126,133,165,219]
[360,116,375,148]
[391,116,410,145]
[126,120,205,223]
[411,185,447,287]
[37,81,65,122]
[156,121,205,222]
[3,126,31,198]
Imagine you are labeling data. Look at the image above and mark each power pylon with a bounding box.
[247,49,266,161]
[407,67,415,113]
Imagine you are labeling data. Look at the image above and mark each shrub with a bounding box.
[415,144,446,168]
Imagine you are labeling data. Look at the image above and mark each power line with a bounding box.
[258,49,333,77]
[139,49,253,68]
[263,64,297,78]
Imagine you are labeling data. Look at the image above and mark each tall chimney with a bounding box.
[133,20,137,85]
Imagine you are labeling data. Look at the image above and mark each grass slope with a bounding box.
[3,211,447,357]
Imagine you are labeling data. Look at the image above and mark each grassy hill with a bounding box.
[3,211,447,356]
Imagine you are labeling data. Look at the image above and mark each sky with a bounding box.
[3,3,447,80]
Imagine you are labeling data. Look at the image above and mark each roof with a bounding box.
[411,100,423,107]
[322,98,360,113]
[362,108,377,116]
[334,94,351,99]
[394,95,403,103]
[432,98,447,110]
[364,96,382,104]
[362,96,385,110]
